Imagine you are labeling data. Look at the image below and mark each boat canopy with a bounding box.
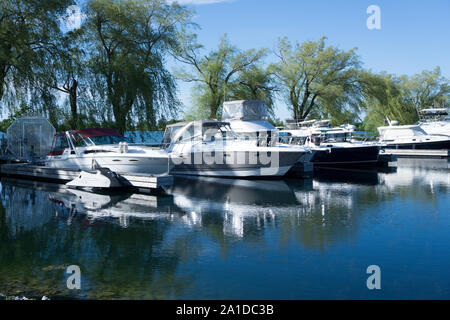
[70,128,122,138]
[53,128,122,138]
[222,100,268,121]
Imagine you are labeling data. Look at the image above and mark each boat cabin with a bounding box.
[162,121,238,149]
[418,108,450,122]
[377,125,428,142]
[48,128,131,156]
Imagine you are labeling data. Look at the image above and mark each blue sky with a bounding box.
[4,0,448,121]
[175,0,450,120]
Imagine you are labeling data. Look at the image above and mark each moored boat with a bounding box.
[279,119,380,167]
[46,128,173,175]
[377,124,450,150]
[417,107,450,137]
[162,120,311,177]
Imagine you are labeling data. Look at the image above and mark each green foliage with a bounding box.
[362,69,449,133]
[1,2,448,134]
[175,34,267,120]
[401,67,449,110]
[84,0,193,134]
[0,0,72,110]
[227,64,277,118]
[36,28,87,130]
[271,36,361,122]
[0,103,32,132]
[268,118,284,128]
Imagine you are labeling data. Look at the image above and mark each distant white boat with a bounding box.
[377,123,450,149]
[417,107,450,137]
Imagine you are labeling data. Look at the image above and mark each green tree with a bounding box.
[85,0,192,134]
[362,69,449,132]
[271,36,361,121]
[175,34,267,119]
[37,28,87,129]
[228,65,277,118]
[401,67,449,111]
[0,0,71,107]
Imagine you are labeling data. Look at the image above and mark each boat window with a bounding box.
[202,123,237,142]
[162,125,184,146]
[71,132,89,147]
[49,135,69,155]
[316,131,349,142]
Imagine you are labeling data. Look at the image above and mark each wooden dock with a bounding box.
[381,149,449,159]
[0,164,173,190]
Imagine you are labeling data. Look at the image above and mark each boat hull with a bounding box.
[312,145,380,168]
[381,139,450,150]
[170,150,306,177]
[46,155,172,175]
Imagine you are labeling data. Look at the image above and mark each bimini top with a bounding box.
[165,120,230,128]
[55,128,123,138]
[222,100,268,121]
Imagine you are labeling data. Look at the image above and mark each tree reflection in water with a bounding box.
[0,164,448,299]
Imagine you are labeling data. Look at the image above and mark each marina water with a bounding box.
[0,161,449,299]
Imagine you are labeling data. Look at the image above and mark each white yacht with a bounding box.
[222,100,279,146]
[46,128,173,175]
[417,108,450,137]
[279,119,380,167]
[162,120,311,177]
[222,100,315,174]
[377,124,450,149]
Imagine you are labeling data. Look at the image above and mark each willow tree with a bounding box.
[85,0,193,134]
[228,65,277,118]
[175,34,267,119]
[0,0,72,110]
[362,69,449,132]
[401,67,449,111]
[271,37,361,121]
[37,28,87,129]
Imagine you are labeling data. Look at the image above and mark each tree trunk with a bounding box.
[209,100,221,120]
[113,104,126,135]
[0,64,7,102]
[113,101,134,135]
[145,90,156,130]
[69,79,78,129]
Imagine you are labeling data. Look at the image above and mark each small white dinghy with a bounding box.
[66,161,123,189]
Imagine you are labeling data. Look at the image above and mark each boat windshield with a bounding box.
[314,131,350,142]
[202,123,239,142]
[71,132,131,146]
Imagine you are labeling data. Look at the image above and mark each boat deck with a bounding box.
[0,164,173,190]
[381,149,449,159]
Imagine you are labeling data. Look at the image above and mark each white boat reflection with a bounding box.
[379,166,450,189]
[167,176,302,237]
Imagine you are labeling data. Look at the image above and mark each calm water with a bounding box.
[0,162,449,299]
